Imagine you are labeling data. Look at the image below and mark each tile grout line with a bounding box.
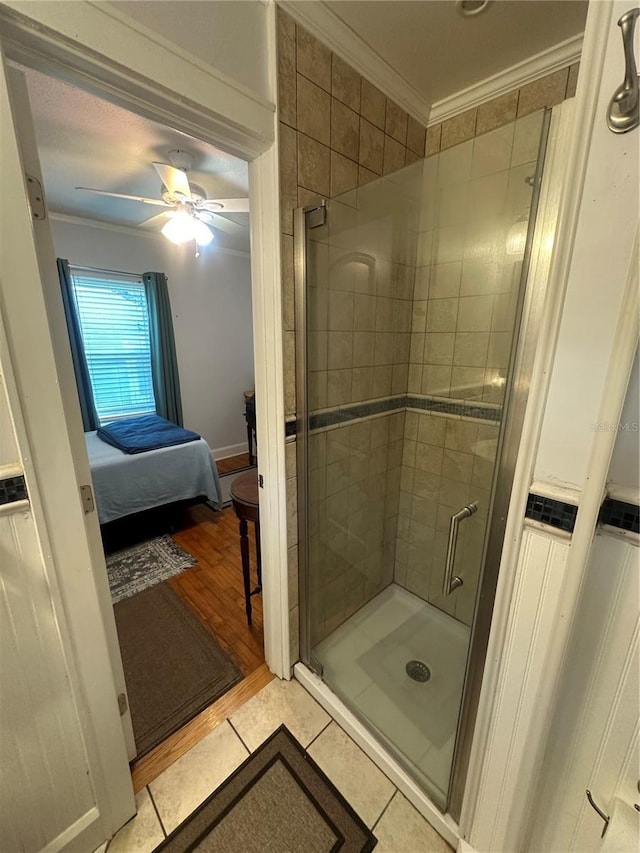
[146,785,168,839]
[371,788,398,832]
[303,717,334,752]
[226,717,252,755]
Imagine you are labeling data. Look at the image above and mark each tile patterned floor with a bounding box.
[106,677,454,853]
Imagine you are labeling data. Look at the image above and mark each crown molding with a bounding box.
[429,33,583,125]
[49,212,251,258]
[280,0,431,125]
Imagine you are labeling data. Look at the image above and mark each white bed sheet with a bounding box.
[85,431,222,524]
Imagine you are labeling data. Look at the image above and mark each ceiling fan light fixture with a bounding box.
[192,218,214,247]
[161,211,194,245]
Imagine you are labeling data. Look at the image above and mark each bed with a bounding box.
[85,430,222,524]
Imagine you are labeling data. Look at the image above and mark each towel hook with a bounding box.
[607,7,640,134]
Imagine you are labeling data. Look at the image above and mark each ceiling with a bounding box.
[21,1,587,249]
[23,68,251,252]
[323,0,588,106]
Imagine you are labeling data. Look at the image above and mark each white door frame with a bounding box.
[0,42,135,846]
[461,1,640,850]
[0,0,287,843]
[0,1,290,681]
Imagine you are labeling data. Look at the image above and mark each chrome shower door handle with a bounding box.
[443,502,478,596]
[607,7,640,134]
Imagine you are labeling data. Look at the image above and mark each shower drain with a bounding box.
[406,660,431,683]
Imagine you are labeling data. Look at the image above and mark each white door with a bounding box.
[0,44,135,851]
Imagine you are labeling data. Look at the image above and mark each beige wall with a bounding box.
[396,410,498,626]
[278,4,581,655]
[389,109,549,625]
[277,7,427,659]
[426,63,579,155]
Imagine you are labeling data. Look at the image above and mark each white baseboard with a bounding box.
[294,662,460,849]
[213,442,248,460]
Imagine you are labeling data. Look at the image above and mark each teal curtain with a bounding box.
[144,272,184,426]
[57,258,100,431]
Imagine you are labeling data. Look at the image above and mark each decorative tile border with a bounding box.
[0,474,28,506]
[286,394,502,437]
[599,498,639,535]
[525,493,640,537]
[285,419,297,438]
[525,493,578,533]
[406,395,501,422]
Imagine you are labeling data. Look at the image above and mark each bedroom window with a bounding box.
[70,269,156,423]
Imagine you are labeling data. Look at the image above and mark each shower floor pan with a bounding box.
[315,583,470,802]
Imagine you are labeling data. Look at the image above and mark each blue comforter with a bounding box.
[97,415,200,454]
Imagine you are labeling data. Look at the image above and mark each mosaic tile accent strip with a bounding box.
[406,395,501,422]
[525,493,578,533]
[599,498,639,535]
[288,395,502,435]
[0,474,28,506]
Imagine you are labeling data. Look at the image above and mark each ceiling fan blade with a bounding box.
[153,163,192,200]
[76,187,169,206]
[204,213,247,235]
[139,212,171,228]
[200,198,250,213]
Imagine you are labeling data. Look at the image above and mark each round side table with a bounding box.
[229,469,262,626]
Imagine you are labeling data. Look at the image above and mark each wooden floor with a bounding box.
[131,663,273,792]
[216,452,253,475]
[128,502,267,788]
[168,503,264,677]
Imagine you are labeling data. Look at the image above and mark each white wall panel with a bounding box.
[534,14,639,490]
[469,529,569,851]
[0,372,19,469]
[0,507,97,851]
[608,348,639,494]
[528,532,639,852]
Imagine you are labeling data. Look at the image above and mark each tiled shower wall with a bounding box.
[396,410,498,627]
[304,170,421,645]
[277,6,426,658]
[394,110,547,626]
[277,3,581,658]
[308,411,405,645]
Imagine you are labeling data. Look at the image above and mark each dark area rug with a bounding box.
[154,725,377,853]
[106,534,196,604]
[114,583,242,758]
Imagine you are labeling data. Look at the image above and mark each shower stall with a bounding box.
[295,108,550,817]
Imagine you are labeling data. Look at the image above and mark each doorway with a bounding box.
[7,54,278,769]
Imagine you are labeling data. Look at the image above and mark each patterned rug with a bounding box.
[153,726,377,852]
[106,535,196,604]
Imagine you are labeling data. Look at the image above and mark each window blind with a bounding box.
[70,270,156,423]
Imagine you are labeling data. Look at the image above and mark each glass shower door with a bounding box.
[297,109,550,811]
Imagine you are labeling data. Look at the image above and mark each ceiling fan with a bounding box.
[76,149,249,250]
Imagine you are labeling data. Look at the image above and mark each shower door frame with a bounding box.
[294,200,327,674]
[446,108,552,819]
[294,108,554,817]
